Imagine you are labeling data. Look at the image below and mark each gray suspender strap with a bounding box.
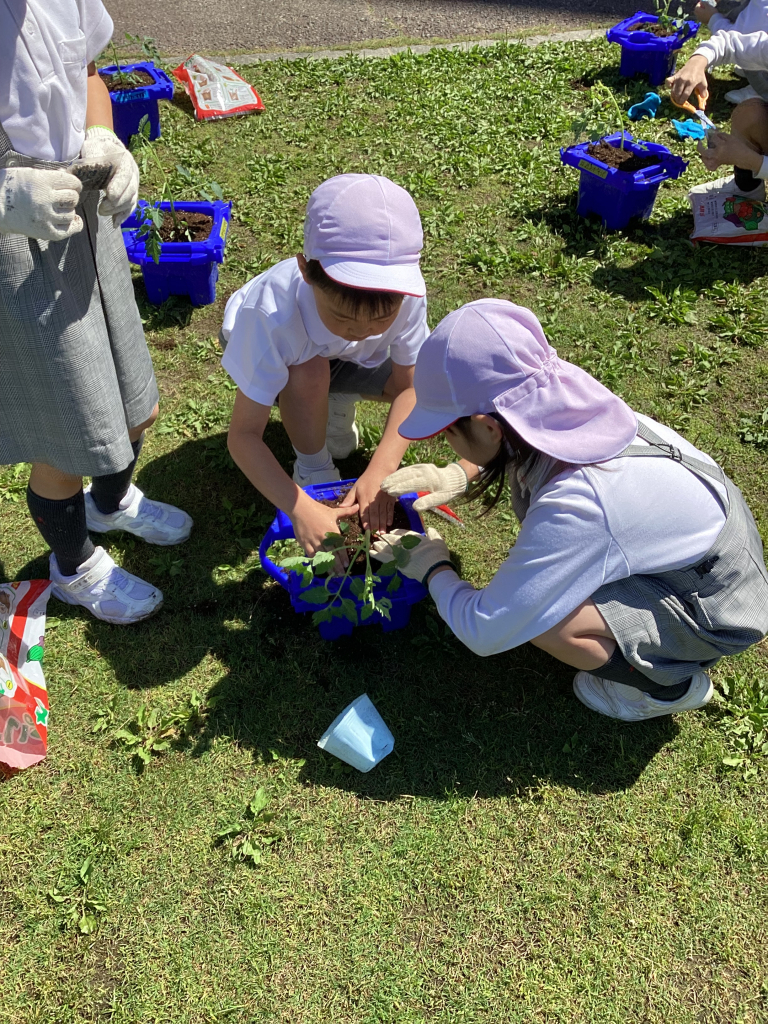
[0,120,14,159]
[616,420,729,511]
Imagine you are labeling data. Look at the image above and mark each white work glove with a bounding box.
[0,166,83,241]
[381,463,468,513]
[79,126,139,227]
[371,527,455,586]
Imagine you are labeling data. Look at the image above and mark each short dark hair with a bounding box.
[454,412,569,515]
[303,258,404,318]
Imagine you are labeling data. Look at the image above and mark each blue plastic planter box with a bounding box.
[606,11,698,85]
[100,61,174,145]
[122,199,232,306]
[259,479,428,641]
[560,133,687,230]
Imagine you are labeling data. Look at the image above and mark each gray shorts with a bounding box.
[217,329,394,400]
[329,358,392,397]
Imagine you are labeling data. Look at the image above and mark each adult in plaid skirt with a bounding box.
[374,301,768,722]
[0,0,191,623]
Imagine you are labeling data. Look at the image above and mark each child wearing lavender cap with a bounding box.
[373,300,768,722]
[222,173,428,564]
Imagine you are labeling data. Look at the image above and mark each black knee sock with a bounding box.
[734,165,762,194]
[27,486,96,577]
[592,648,691,702]
[90,434,143,515]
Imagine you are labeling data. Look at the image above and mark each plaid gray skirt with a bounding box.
[0,128,158,477]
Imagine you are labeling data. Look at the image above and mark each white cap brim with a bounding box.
[321,258,426,297]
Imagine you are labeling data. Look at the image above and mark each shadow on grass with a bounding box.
[17,434,674,800]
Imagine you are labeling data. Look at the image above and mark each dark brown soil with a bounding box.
[569,77,589,92]
[587,141,660,173]
[158,211,213,243]
[628,20,676,37]
[100,69,155,91]
[319,490,411,570]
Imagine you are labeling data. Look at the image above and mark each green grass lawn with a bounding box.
[3,36,768,1024]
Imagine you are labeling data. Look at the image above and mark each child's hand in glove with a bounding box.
[78,127,139,227]
[371,527,456,586]
[0,167,83,241]
[381,463,467,512]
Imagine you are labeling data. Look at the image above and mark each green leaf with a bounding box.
[350,578,365,598]
[312,607,334,625]
[376,560,397,577]
[248,788,270,817]
[360,604,375,621]
[722,756,744,767]
[300,587,334,606]
[340,599,359,625]
[79,857,94,884]
[113,729,139,745]
[79,913,98,935]
[280,556,311,569]
[136,746,152,764]
[311,551,337,571]
[387,574,402,594]
[401,534,422,550]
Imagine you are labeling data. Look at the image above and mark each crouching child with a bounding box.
[222,174,428,563]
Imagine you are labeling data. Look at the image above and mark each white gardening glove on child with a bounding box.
[371,527,455,586]
[79,126,139,227]
[381,463,468,513]
[0,166,83,241]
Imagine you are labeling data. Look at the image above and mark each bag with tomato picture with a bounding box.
[0,580,52,773]
[689,177,768,245]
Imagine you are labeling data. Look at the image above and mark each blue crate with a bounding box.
[122,199,232,306]
[606,11,699,85]
[259,479,428,641]
[560,133,688,230]
[100,61,175,145]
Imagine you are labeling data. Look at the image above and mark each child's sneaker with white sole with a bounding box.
[573,670,714,721]
[326,393,360,459]
[292,462,341,487]
[84,484,192,546]
[50,547,163,624]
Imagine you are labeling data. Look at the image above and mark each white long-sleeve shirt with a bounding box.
[694,26,768,69]
[428,415,728,657]
[708,0,768,38]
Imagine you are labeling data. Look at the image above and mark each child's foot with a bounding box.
[572,671,713,721]
[292,463,341,487]
[725,85,760,104]
[326,393,360,459]
[50,547,163,624]
[84,484,192,546]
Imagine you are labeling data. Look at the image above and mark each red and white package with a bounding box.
[172,55,265,121]
[0,581,52,773]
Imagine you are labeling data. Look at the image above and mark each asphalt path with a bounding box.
[108,0,640,55]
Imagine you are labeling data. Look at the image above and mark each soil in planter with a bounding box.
[587,142,660,172]
[157,211,213,243]
[318,490,412,571]
[100,69,155,91]
[627,21,676,37]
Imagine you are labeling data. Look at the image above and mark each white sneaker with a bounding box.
[84,484,192,546]
[50,547,163,624]
[292,462,341,487]
[326,393,360,459]
[573,670,713,721]
[725,85,760,104]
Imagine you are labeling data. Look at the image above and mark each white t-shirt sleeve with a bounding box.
[221,303,290,408]
[428,471,624,656]
[695,29,768,70]
[80,0,113,63]
[388,295,429,366]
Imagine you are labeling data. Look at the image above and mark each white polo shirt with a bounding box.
[0,0,114,163]
[221,257,429,407]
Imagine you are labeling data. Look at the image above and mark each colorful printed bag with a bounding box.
[0,581,52,772]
